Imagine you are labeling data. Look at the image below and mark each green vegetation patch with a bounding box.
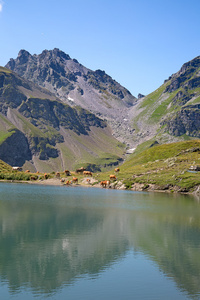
[0,67,12,74]
[139,84,167,109]
[0,159,12,173]
[103,139,200,192]
[123,140,200,167]
[0,129,16,145]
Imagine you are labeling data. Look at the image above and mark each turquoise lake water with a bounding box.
[0,182,200,299]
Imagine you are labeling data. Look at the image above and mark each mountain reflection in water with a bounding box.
[0,183,199,299]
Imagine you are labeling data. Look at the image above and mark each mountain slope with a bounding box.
[126,55,200,148]
[5,49,137,143]
[0,66,124,171]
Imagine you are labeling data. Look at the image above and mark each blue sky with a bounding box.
[0,0,200,96]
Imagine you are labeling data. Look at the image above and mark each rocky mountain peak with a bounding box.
[38,48,71,62]
[5,48,136,107]
[6,50,32,71]
[137,93,145,99]
[179,56,200,74]
[17,49,31,60]
[16,49,33,67]
[163,56,200,93]
[52,48,71,60]
[5,48,137,145]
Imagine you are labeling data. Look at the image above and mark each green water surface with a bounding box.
[0,183,199,299]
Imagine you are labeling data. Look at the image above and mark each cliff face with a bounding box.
[161,57,200,138]
[163,104,200,138]
[0,129,31,166]
[0,67,124,171]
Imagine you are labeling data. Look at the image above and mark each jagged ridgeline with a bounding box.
[5,48,136,113]
[5,48,137,145]
[0,67,124,172]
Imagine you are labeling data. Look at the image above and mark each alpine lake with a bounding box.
[0,182,200,300]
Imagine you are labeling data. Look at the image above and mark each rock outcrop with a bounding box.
[0,129,31,166]
[163,104,200,138]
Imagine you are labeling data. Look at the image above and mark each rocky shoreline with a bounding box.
[1,177,200,198]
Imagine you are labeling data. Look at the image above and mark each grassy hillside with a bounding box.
[0,140,199,194]
[99,140,200,192]
[0,159,12,173]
